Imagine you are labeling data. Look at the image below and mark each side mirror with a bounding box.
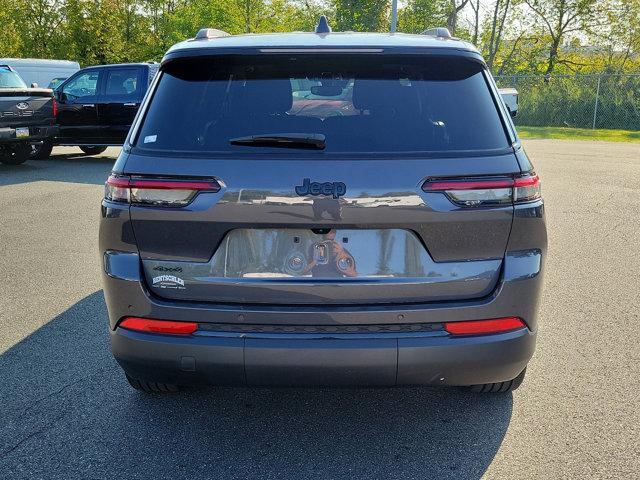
[498,88,518,118]
[30,82,39,88]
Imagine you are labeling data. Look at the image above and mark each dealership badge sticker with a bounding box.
[152,274,186,290]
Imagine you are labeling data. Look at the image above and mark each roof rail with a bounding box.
[315,15,332,34]
[195,28,231,40]
[421,27,452,39]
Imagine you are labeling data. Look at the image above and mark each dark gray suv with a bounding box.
[100,23,546,393]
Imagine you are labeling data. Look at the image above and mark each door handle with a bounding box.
[82,104,95,108]
[124,103,137,106]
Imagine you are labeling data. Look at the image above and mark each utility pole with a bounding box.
[391,0,398,33]
[592,74,602,129]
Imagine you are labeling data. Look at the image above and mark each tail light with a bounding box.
[513,175,542,202]
[444,317,526,336]
[423,174,540,207]
[119,317,198,335]
[105,174,220,207]
[52,97,58,118]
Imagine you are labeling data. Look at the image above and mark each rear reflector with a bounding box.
[423,174,541,207]
[105,175,220,206]
[119,317,198,335]
[444,317,526,336]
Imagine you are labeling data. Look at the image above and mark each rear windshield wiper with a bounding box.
[230,133,325,150]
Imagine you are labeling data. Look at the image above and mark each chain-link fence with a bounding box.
[493,74,640,131]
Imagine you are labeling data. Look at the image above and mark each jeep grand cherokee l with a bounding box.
[100,23,546,393]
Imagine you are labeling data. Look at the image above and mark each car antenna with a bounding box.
[315,15,332,34]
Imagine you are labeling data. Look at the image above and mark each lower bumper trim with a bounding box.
[111,327,534,387]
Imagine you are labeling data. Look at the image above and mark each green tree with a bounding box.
[0,0,637,78]
[524,0,602,74]
[0,0,22,57]
[483,0,513,70]
[264,0,327,32]
[118,0,155,62]
[12,0,67,59]
[233,0,268,33]
[444,0,469,34]
[64,0,127,65]
[397,0,446,34]
[596,0,640,72]
[153,0,240,58]
[332,0,389,31]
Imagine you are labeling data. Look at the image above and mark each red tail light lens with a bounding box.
[105,176,130,202]
[423,174,541,207]
[444,317,526,336]
[119,317,198,335]
[513,175,541,202]
[424,179,514,190]
[423,178,513,206]
[105,175,220,206]
[52,97,58,118]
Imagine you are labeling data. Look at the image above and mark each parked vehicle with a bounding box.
[34,63,159,159]
[499,87,519,117]
[0,58,79,89]
[0,65,57,165]
[100,21,546,393]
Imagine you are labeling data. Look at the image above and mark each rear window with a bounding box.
[0,68,27,88]
[105,68,140,97]
[134,54,509,155]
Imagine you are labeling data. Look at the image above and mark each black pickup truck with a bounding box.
[0,65,57,165]
[33,63,159,158]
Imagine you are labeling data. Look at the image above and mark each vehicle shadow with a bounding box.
[0,292,512,480]
[45,148,117,162]
[0,151,115,187]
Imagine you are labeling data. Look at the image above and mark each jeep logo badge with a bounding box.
[295,178,346,199]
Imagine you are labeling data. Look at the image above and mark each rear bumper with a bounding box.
[103,244,543,387]
[112,326,534,387]
[0,125,57,143]
[101,199,545,387]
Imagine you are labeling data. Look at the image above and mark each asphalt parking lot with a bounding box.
[1,141,639,479]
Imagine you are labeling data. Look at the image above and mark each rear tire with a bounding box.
[468,368,526,393]
[79,146,108,156]
[0,143,31,165]
[31,140,54,160]
[125,374,180,393]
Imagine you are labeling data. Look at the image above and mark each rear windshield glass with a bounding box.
[134,54,509,155]
[0,68,27,88]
